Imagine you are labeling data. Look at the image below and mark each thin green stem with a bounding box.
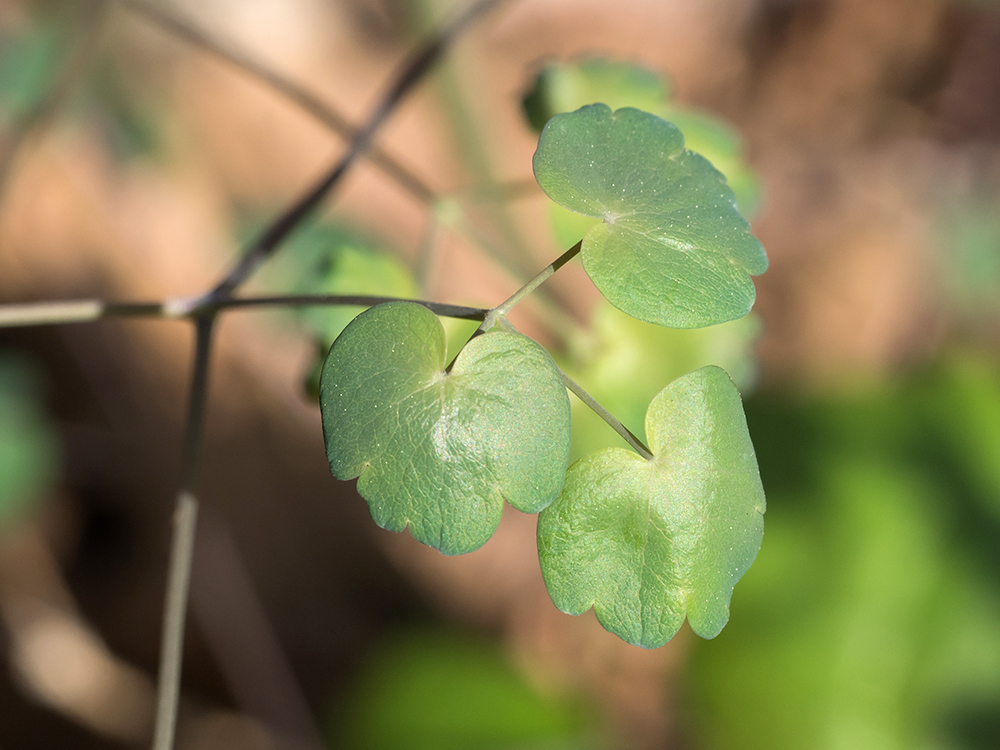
[559,369,654,461]
[477,240,581,333]
[494,317,653,461]
[444,240,581,373]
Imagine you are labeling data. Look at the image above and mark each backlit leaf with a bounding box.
[537,366,765,647]
[523,59,761,216]
[320,302,571,555]
[533,104,767,328]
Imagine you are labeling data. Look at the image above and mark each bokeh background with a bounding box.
[2,0,1000,748]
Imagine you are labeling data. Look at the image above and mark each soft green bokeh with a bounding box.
[537,366,765,648]
[0,355,57,529]
[559,299,760,461]
[937,199,1000,319]
[320,302,570,555]
[278,224,420,347]
[0,25,62,118]
[688,351,1000,750]
[533,105,767,329]
[327,630,595,750]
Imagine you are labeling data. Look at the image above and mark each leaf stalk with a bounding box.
[477,240,582,334]
[559,369,654,461]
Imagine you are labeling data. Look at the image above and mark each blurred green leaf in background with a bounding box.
[0,21,63,121]
[688,351,1000,750]
[0,353,57,530]
[327,629,597,750]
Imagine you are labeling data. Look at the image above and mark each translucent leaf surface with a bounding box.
[524,59,761,217]
[537,366,765,647]
[320,302,570,555]
[533,105,767,329]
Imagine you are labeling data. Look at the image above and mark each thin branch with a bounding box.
[218,295,488,320]
[113,0,436,205]
[151,490,198,750]
[208,0,510,301]
[150,315,214,750]
[114,0,571,337]
[178,316,215,491]
[0,295,488,328]
[0,300,107,327]
[0,0,109,201]
[559,369,654,461]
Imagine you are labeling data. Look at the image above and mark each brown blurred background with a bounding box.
[2,0,1000,748]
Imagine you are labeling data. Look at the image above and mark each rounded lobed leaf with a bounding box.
[537,365,765,648]
[533,104,767,329]
[320,302,571,555]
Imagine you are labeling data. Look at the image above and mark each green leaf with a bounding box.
[533,104,767,328]
[524,59,761,217]
[320,302,571,555]
[537,366,765,647]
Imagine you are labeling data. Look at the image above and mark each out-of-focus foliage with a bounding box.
[0,354,57,529]
[559,303,760,461]
[326,629,596,750]
[688,351,1000,750]
[261,222,424,396]
[938,198,1000,321]
[0,22,62,118]
[0,10,161,160]
[278,224,419,349]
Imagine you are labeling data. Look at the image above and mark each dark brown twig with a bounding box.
[207,0,511,302]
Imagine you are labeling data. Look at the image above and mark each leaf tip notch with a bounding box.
[532,103,768,329]
[537,365,765,648]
